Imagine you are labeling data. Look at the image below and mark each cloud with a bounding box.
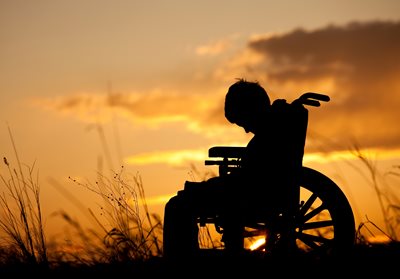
[217,20,400,153]
[124,148,207,166]
[195,37,234,56]
[124,140,247,167]
[32,20,400,157]
[194,34,243,57]
[33,88,226,127]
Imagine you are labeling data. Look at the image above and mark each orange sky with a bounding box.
[1,0,400,242]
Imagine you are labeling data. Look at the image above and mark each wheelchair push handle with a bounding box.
[295,92,330,107]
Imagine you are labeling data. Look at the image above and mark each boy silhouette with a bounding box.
[163,78,307,258]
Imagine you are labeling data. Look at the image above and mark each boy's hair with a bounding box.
[224,78,271,123]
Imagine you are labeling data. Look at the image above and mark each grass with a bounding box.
[0,126,48,269]
[65,165,163,263]
[0,126,400,275]
[349,145,400,243]
[0,126,163,274]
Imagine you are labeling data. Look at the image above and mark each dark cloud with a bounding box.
[244,20,400,152]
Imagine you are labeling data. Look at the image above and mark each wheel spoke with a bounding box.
[301,220,333,230]
[297,231,333,248]
[299,193,318,216]
[243,230,265,238]
[302,203,326,222]
[297,233,321,250]
[246,223,268,230]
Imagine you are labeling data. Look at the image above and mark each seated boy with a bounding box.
[163,78,307,258]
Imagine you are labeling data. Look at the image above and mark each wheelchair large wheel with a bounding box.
[244,167,356,258]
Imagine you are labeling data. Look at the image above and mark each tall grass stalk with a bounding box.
[66,165,163,263]
[50,119,163,265]
[350,145,400,242]
[0,125,48,267]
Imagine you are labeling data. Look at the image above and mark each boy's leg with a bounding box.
[221,215,244,255]
[163,194,199,259]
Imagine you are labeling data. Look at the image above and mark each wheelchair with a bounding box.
[163,93,356,260]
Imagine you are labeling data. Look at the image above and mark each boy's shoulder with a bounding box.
[272,98,289,108]
[272,98,306,112]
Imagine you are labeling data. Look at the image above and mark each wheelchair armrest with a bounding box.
[208,146,246,159]
[206,146,245,176]
[205,159,241,166]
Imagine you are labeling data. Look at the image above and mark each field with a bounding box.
[1,132,399,277]
[1,241,399,277]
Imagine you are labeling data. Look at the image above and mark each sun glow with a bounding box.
[249,238,266,251]
[303,148,400,164]
[124,149,208,166]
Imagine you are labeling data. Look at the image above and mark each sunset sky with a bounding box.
[1,0,400,241]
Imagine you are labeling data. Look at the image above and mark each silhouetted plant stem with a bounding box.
[0,125,48,267]
[350,144,399,241]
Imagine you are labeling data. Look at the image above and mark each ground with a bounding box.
[1,242,399,277]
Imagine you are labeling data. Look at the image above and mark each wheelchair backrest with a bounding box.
[270,99,309,168]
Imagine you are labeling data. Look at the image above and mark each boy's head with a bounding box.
[224,78,271,133]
